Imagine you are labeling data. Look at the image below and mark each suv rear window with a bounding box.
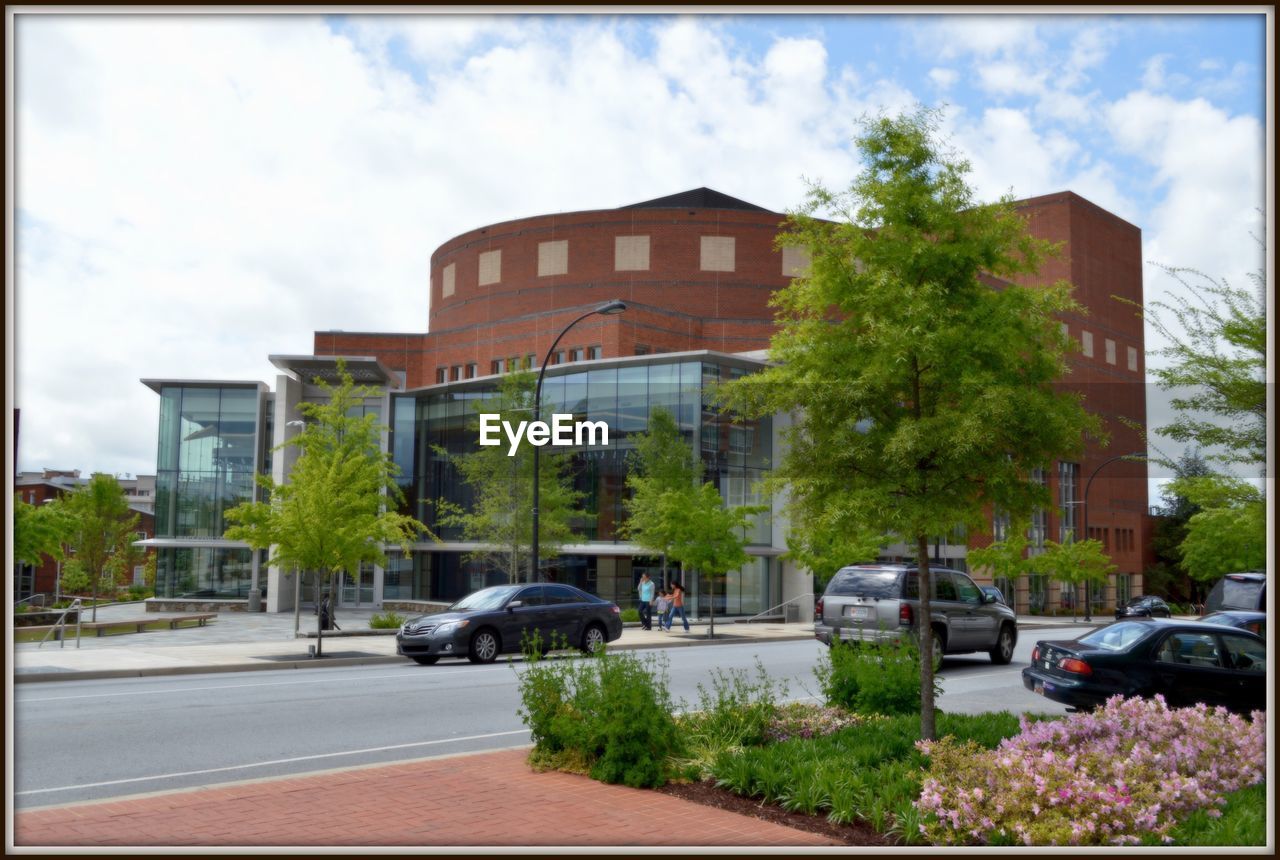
[1220,578,1265,611]
[825,569,902,599]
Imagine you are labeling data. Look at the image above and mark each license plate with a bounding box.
[1033,681,1044,696]
[844,605,872,621]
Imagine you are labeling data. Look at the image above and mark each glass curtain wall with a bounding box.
[154,385,260,598]
[390,358,774,610]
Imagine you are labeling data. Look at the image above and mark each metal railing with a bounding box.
[38,598,83,649]
[16,593,50,609]
[740,593,814,624]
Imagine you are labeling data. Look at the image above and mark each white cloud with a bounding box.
[916,16,1045,61]
[928,67,958,90]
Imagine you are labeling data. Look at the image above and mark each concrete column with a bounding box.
[265,373,302,613]
[372,563,384,608]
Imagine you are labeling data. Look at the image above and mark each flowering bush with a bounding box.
[764,702,874,743]
[916,695,1266,845]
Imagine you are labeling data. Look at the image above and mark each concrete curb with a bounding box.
[14,631,818,684]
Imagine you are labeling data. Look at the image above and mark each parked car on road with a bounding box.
[1022,618,1265,714]
[980,585,1007,606]
[1198,610,1266,638]
[396,583,623,665]
[1205,572,1267,612]
[1114,595,1172,619]
[814,564,1018,667]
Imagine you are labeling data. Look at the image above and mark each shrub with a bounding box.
[370,611,407,629]
[764,702,869,743]
[125,584,154,601]
[515,635,683,788]
[619,608,641,623]
[1152,782,1267,846]
[916,695,1266,846]
[675,661,787,775]
[816,636,940,716]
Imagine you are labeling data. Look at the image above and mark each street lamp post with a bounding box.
[1081,451,1145,621]
[531,301,627,582]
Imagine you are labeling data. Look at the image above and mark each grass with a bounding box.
[1151,783,1268,846]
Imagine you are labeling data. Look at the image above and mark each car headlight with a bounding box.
[436,619,470,634]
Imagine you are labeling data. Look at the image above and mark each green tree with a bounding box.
[1028,537,1116,622]
[1145,451,1213,604]
[720,109,1102,739]
[1167,475,1266,582]
[13,494,72,568]
[966,516,1034,612]
[621,406,700,589]
[223,360,427,655]
[61,474,144,620]
[667,482,763,640]
[780,492,888,593]
[437,369,583,583]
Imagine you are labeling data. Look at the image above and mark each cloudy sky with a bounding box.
[10,11,1269,488]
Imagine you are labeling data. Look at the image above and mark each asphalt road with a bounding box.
[13,629,1083,809]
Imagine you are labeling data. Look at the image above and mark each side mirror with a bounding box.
[984,593,998,604]
[507,600,523,611]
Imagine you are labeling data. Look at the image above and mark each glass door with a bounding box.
[340,562,375,607]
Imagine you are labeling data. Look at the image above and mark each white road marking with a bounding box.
[15,729,532,796]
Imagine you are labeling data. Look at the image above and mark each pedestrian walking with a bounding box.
[669,581,690,632]
[637,572,656,630]
[654,588,672,631]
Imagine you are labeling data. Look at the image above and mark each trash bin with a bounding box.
[784,603,800,623]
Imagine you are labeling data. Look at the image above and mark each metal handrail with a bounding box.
[740,592,814,623]
[38,598,83,649]
[16,593,50,608]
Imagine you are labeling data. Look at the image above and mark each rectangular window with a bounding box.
[992,508,1010,542]
[465,363,477,379]
[1127,346,1138,371]
[1058,461,1079,542]
[1060,322,1068,337]
[615,235,650,271]
[435,368,447,384]
[781,245,811,277]
[537,240,568,277]
[700,235,735,272]
[1105,338,1117,364]
[552,351,564,365]
[478,250,502,286]
[451,366,462,381]
[1081,330,1094,358]
[1029,467,1048,554]
[587,345,602,360]
[525,354,537,370]
[568,347,584,362]
[634,344,650,355]
[442,263,456,297]
[491,359,504,375]
[729,425,754,455]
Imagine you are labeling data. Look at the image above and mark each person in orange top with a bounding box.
[669,581,690,632]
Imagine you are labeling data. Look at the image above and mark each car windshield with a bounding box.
[449,586,520,612]
[1124,597,1150,607]
[1078,622,1152,652]
[826,569,901,598]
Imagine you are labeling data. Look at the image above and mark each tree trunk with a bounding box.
[661,552,668,590]
[314,571,324,658]
[917,534,937,742]
[707,570,715,640]
[91,566,99,623]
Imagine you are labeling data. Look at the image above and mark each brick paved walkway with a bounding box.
[15,748,837,847]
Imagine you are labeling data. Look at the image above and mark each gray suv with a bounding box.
[814,564,1018,666]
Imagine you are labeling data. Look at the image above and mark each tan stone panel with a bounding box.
[781,245,811,277]
[538,240,568,277]
[479,250,502,286]
[1105,338,1116,365]
[701,235,735,272]
[442,263,456,297]
[615,235,650,271]
[1127,345,1138,372]
[1081,330,1094,358]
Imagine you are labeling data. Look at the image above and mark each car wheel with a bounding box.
[468,629,500,664]
[580,623,607,654]
[989,625,1015,665]
[929,629,945,673]
[411,655,439,666]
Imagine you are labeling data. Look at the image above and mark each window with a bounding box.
[587,345,602,360]
[1127,346,1138,372]
[1081,330,1094,358]
[568,347,584,362]
[953,574,982,604]
[1156,632,1222,667]
[634,344,650,356]
[491,359,504,375]
[465,364,477,379]
[478,250,502,286]
[451,366,462,381]
[992,508,1010,541]
[781,246,811,276]
[1058,461,1079,542]
[729,425,754,455]
[442,263,456,298]
[1105,338,1116,365]
[700,235,735,272]
[525,354,537,370]
[1222,635,1266,672]
[537,240,568,277]
[552,351,564,365]
[435,368,447,384]
[615,235,650,271]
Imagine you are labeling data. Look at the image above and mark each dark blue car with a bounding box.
[396,583,623,665]
[1022,618,1265,714]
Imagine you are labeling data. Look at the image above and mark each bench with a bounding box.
[17,614,218,639]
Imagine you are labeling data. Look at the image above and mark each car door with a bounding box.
[1219,633,1267,712]
[543,584,583,645]
[504,585,551,651]
[931,571,971,651]
[952,572,997,648]
[1150,630,1235,709]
